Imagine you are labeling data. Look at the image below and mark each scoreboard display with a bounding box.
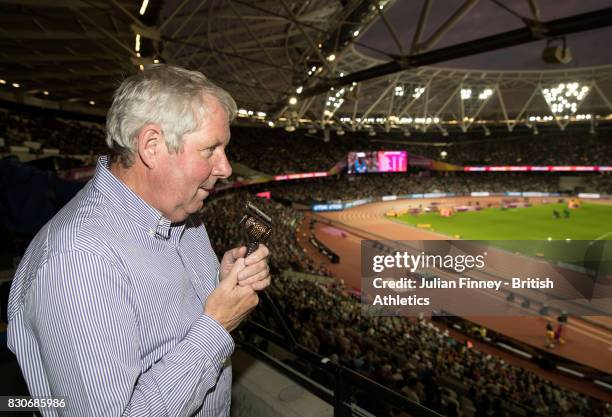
[378,150,407,172]
[348,150,407,174]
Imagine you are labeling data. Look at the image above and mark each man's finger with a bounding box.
[245,244,269,265]
[237,270,269,287]
[238,261,269,281]
[234,246,247,259]
[224,246,246,264]
[250,278,271,291]
[220,257,245,286]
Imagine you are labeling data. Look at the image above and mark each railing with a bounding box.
[236,321,444,417]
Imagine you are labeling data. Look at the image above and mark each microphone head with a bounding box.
[240,202,272,255]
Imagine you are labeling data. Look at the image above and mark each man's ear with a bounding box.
[135,124,163,168]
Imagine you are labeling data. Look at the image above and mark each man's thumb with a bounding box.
[235,246,247,259]
[220,257,245,287]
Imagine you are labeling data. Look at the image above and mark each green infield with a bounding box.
[395,202,612,241]
[395,202,612,266]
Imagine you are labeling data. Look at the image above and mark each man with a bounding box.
[7,65,271,416]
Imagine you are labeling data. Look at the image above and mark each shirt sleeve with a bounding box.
[26,250,234,417]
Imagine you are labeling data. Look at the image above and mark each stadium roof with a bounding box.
[2,0,612,134]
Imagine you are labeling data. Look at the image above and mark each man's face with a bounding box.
[154,97,232,222]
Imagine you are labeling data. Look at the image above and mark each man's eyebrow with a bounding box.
[199,139,227,150]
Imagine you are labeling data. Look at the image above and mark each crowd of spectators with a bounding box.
[260,272,610,417]
[412,129,612,167]
[200,189,610,417]
[228,125,612,174]
[199,187,611,417]
[0,108,106,157]
[2,108,611,176]
[263,173,573,203]
[582,174,612,194]
[200,191,332,277]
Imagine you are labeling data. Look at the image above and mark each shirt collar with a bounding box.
[92,155,182,240]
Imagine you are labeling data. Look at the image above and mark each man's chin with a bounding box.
[190,197,206,213]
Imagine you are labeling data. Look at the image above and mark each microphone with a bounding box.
[240,201,272,256]
[238,201,297,347]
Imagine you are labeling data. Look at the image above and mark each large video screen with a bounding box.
[378,150,408,172]
[347,150,407,174]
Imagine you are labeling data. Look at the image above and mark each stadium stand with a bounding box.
[2,1,612,416]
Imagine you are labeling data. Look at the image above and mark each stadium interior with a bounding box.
[1,0,611,416]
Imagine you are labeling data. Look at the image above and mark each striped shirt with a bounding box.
[7,156,234,417]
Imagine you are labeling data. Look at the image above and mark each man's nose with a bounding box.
[215,151,232,179]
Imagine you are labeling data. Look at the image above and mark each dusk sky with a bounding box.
[357,0,612,70]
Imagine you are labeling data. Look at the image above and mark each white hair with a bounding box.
[106,64,237,166]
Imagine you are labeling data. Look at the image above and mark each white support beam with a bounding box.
[0,54,116,63]
[592,81,612,113]
[279,0,333,74]
[174,20,290,47]
[377,7,404,54]
[466,88,495,130]
[9,68,127,82]
[228,0,290,84]
[320,91,333,124]
[385,81,396,132]
[217,29,277,103]
[0,29,109,40]
[351,83,361,131]
[169,0,209,38]
[511,83,540,129]
[159,0,192,32]
[527,0,541,20]
[168,17,208,62]
[459,83,466,132]
[297,96,317,119]
[434,85,462,118]
[108,0,142,27]
[422,79,431,132]
[397,75,435,118]
[418,0,480,52]
[411,0,432,54]
[495,85,512,131]
[0,0,108,7]
[209,52,261,103]
[356,77,399,129]
[71,8,134,55]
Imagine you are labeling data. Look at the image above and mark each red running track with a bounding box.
[306,197,612,379]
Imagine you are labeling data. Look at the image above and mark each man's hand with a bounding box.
[218,246,247,282]
[220,245,271,291]
[205,257,259,332]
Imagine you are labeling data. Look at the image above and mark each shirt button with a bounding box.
[158,219,164,225]
[149,229,155,236]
